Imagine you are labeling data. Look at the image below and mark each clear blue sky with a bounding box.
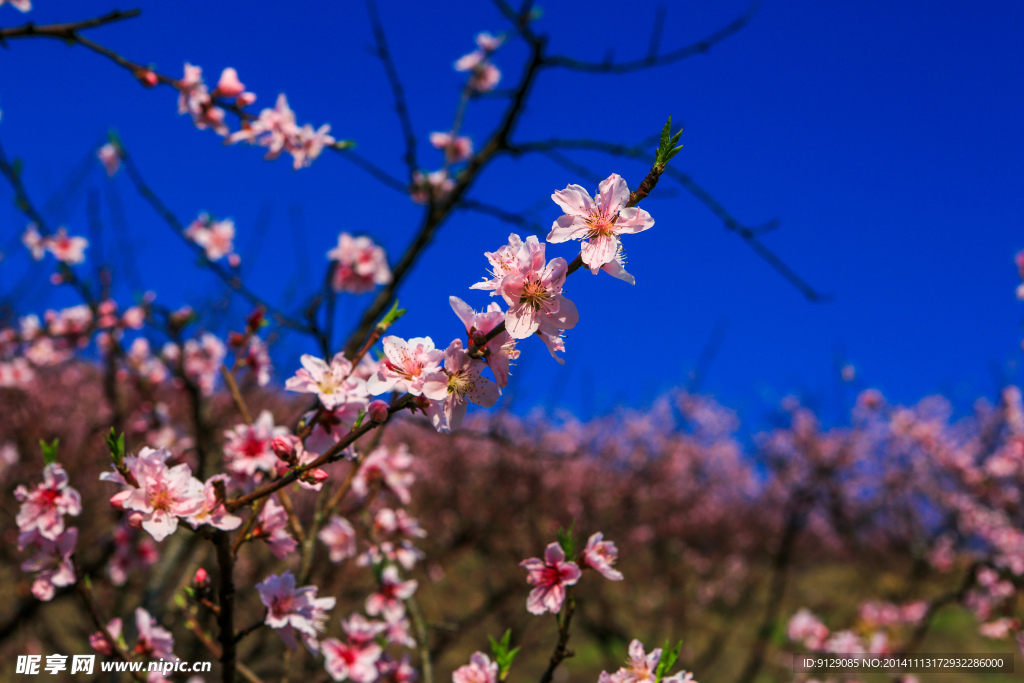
[1,0,1022,424]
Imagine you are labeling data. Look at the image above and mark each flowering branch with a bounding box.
[541,2,760,73]
[538,587,575,683]
[118,151,314,332]
[511,138,825,301]
[0,9,140,42]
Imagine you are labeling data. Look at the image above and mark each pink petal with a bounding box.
[551,185,594,217]
[547,215,588,243]
[582,234,620,271]
[597,174,630,215]
[614,206,654,234]
[544,542,565,565]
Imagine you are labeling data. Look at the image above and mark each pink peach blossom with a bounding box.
[15,463,82,541]
[257,571,336,653]
[322,629,383,683]
[224,410,290,478]
[286,352,369,410]
[20,527,77,601]
[453,652,498,683]
[46,227,89,265]
[549,173,654,280]
[328,232,393,294]
[183,333,226,395]
[97,143,121,176]
[365,565,417,620]
[429,132,473,163]
[134,607,176,660]
[520,542,581,615]
[581,532,623,581]
[89,618,122,655]
[351,444,415,504]
[100,446,205,542]
[450,296,515,388]
[184,212,239,263]
[318,515,358,563]
[22,224,45,260]
[185,474,242,531]
[599,640,697,683]
[423,339,500,433]
[366,336,447,399]
[253,496,297,559]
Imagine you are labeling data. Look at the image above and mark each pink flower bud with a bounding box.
[214,67,246,97]
[89,632,114,656]
[137,69,159,87]
[368,400,390,423]
[228,253,241,268]
[193,567,210,588]
[308,468,329,485]
[271,435,295,461]
[109,489,131,511]
[126,512,145,530]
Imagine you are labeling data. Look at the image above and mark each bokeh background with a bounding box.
[1,2,1024,683]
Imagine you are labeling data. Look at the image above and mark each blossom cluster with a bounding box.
[15,463,81,600]
[328,233,393,294]
[184,212,241,266]
[174,63,335,169]
[22,224,88,265]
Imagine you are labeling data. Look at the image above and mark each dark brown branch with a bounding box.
[542,2,759,73]
[538,589,576,683]
[336,148,409,193]
[341,33,548,358]
[214,531,237,683]
[0,137,96,306]
[118,151,315,332]
[511,138,827,302]
[0,9,140,42]
[365,0,418,181]
[458,198,542,234]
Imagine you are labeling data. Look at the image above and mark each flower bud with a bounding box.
[137,69,159,87]
[109,489,131,511]
[367,400,390,423]
[308,468,329,485]
[271,435,296,463]
[89,632,114,656]
[126,512,145,530]
[193,567,210,588]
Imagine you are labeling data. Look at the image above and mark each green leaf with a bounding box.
[334,139,356,150]
[654,641,683,682]
[352,410,366,431]
[106,428,126,466]
[556,521,576,558]
[489,629,520,680]
[379,300,407,330]
[40,438,60,466]
[655,116,684,167]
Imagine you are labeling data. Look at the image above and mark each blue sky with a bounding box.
[1,0,1022,424]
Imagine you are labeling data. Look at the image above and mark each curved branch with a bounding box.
[118,151,316,332]
[0,9,140,42]
[364,0,419,181]
[542,2,759,73]
[511,138,828,302]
